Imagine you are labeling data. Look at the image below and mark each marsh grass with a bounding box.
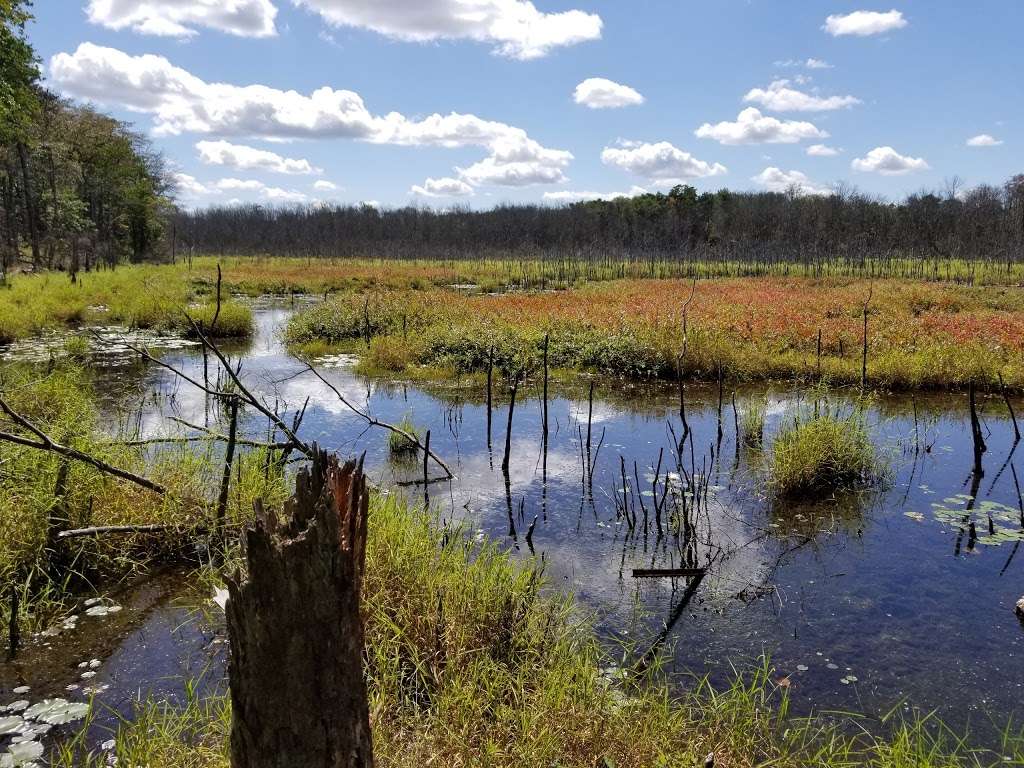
[0,362,288,646]
[0,265,252,344]
[387,414,421,454]
[740,396,768,448]
[54,495,1024,768]
[770,402,882,499]
[283,276,1024,391]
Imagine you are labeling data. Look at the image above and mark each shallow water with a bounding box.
[5,304,1024,752]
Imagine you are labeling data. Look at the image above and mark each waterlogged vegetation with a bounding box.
[0,361,286,642]
[44,505,1024,768]
[284,273,1024,390]
[3,288,1024,767]
[0,265,252,344]
[770,404,882,499]
[5,256,1024,391]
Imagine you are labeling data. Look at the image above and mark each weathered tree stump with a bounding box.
[226,447,374,768]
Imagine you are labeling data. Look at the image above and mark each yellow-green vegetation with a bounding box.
[0,265,252,344]
[387,413,421,454]
[740,397,767,448]
[770,406,881,499]
[5,258,1024,392]
[0,362,287,644]
[182,254,1024,293]
[284,275,1024,391]
[57,496,1024,768]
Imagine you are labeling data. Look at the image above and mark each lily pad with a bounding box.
[23,699,89,725]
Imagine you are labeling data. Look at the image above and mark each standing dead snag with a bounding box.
[226,448,374,768]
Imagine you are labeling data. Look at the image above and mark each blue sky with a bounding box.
[28,0,1023,208]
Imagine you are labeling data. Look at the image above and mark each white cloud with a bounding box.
[455,134,572,186]
[292,0,602,60]
[851,146,929,175]
[823,9,907,37]
[572,78,644,109]
[752,167,831,196]
[743,79,860,112]
[776,57,833,69]
[806,144,840,157]
[695,108,828,145]
[313,180,340,191]
[543,186,648,203]
[215,178,310,202]
[410,177,475,197]
[600,141,727,184]
[86,0,277,37]
[196,140,321,175]
[215,178,264,191]
[966,134,1003,147]
[49,43,572,189]
[172,172,219,196]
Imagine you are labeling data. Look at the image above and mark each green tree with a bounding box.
[0,0,38,144]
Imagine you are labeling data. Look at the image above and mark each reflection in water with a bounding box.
[5,304,1024,748]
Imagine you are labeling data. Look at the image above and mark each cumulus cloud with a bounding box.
[215,177,310,202]
[851,146,929,175]
[806,144,840,157]
[410,177,475,197]
[49,43,572,189]
[86,0,277,37]
[292,0,602,60]
[601,141,727,184]
[752,167,831,196]
[172,172,219,196]
[695,108,828,145]
[313,180,340,191]
[823,9,906,37]
[743,79,860,112]
[543,186,648,203]
[966,134,1003,147]
[572,78,644,109]
[196,140,321,175]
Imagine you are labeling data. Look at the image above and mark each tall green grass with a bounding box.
[0,361,287,646]
[0,265,252,343]
[55,495,1024,767]
[770,404,882,498]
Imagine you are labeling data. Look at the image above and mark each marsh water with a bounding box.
[4,303,1024,752]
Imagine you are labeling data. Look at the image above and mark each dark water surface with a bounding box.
[5,304,1024,752]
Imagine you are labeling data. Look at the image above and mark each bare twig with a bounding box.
[56,524,173,540]
[0,396,166,495]
[298,359,454,478]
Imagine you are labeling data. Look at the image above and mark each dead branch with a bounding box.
[56,524,173,540]
[298,359,454,479]
[0,396,167,495]
[187,318,312,458]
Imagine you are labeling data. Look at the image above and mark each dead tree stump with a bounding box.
[226,447,374,768]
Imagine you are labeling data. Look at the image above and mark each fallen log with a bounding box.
[225,447,374,768]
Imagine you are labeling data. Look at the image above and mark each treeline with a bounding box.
[0,1,172,281]
[177,178,1024,270]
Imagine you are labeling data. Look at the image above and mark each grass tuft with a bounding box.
[770,405,881,498]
